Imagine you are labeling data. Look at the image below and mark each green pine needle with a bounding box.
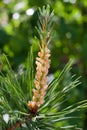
[0,5,87,130]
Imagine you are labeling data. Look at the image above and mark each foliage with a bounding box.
[0,0,87,129]
[0,51,87,130]
[0,5,87,130]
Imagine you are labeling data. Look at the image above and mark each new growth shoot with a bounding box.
[28,5,54,113]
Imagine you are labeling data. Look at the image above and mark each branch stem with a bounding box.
[3,112,36,130]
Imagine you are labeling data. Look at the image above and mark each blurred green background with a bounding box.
[0,0,87,129]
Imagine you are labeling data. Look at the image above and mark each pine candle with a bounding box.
[28,46,50,112]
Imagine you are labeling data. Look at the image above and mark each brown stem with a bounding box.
[3,111,37,130]
[4,121,22,130]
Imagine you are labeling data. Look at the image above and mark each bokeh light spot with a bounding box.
[26,8,34,16]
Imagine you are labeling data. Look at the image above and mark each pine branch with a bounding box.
[0,5,87,130]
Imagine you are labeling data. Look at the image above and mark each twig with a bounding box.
[3,110,37,130]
